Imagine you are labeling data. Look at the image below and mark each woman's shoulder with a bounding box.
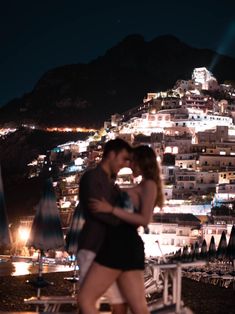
[141,179,156,187]
[140,179,157,193]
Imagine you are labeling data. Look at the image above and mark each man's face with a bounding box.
[109,149,130,176]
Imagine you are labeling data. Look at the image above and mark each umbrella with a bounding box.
[189,243,195,261]
[0,166,11,249]
[227,225,235,261]
[182,245,189,262]
[26,178,65,298]
[65,203,84,256]
[170,248,181,263]
[216,231,227,260]
[208,236,216,261]
[200,239,207,260]
[64,203,85,295]
[194,241,200,260]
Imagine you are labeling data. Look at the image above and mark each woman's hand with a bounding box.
[89,197,113,213]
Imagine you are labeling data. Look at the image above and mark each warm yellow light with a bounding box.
[118,167,133,175]
[18,227,30,242]
[12,262,31,276]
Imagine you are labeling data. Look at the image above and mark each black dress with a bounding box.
[95,192,145,271]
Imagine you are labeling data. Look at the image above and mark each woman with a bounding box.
[78,145,164,314]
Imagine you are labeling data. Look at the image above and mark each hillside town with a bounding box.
[6,66,235,257]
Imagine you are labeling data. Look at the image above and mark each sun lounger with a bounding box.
[24,295,77,312]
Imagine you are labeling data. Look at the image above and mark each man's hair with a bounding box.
[102,138,132,159]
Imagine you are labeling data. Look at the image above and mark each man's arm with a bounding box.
[79,171,120,225]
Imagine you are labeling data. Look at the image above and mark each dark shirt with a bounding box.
[78,164,120,253]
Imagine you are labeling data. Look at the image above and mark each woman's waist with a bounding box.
[108,222,138,233]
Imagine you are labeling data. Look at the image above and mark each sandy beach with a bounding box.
[0,272,234,313]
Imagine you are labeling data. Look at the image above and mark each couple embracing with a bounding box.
[77,138,164,314]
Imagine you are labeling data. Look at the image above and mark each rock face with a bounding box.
[1,34,235,127]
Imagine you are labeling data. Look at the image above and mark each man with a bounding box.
[77,138,132,314]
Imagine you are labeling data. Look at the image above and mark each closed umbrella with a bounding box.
[182,245,189,262]
[0,166,11,249]
[200,239,207,260]
[65,203,84,295]
[217,231,227,260]
[227,225,235,261]
[27,178,65,251]
[26,178,65,298]
[65,203,84,256]
[208,236,216,261]
[194,241,200,260]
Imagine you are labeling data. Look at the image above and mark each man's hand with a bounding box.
[89,197,113,213]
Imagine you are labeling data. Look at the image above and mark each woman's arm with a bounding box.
[90,180,157,227]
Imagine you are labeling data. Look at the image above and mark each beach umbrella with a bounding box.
[182,245,189,262]
[0,166,11,249]
[65,203,84,256]
[27,178,65,251]
[64,203,84,295]
[227,225,235,261]
[194,241,200,260]
[188,244,195,262]
[200,239,207,260]
[216,231,227,260]
[172,248,182,262]
[208,236,216,261]
[26,178,65,297]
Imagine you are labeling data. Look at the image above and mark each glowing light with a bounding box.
[12,262,31,276]
[18,227,30,242]
[172,147,178,154]
[165,147,172,153]
[61,201,71,209]
[118,167,133,175]
[74,157,84,166]
[156,156,161,162]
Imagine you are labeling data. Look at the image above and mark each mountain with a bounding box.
[0,128,90,221]
[1,34,235,128]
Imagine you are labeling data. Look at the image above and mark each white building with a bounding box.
[140,213,201,257]
[201,224,233,247]
[192,67,219,90]
[175,153,198,170]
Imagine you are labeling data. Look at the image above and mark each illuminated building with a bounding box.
[192,67,219,90]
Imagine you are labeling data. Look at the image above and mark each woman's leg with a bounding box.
[78,262,121,314]
[117,270,149,314]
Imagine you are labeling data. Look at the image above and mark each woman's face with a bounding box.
[130,158,142,177]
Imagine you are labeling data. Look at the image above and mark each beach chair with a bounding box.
[24,295,77,312]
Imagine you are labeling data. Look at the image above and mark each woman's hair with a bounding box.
[132,145,164,209]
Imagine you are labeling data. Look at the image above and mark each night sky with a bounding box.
[1,0,235,107]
